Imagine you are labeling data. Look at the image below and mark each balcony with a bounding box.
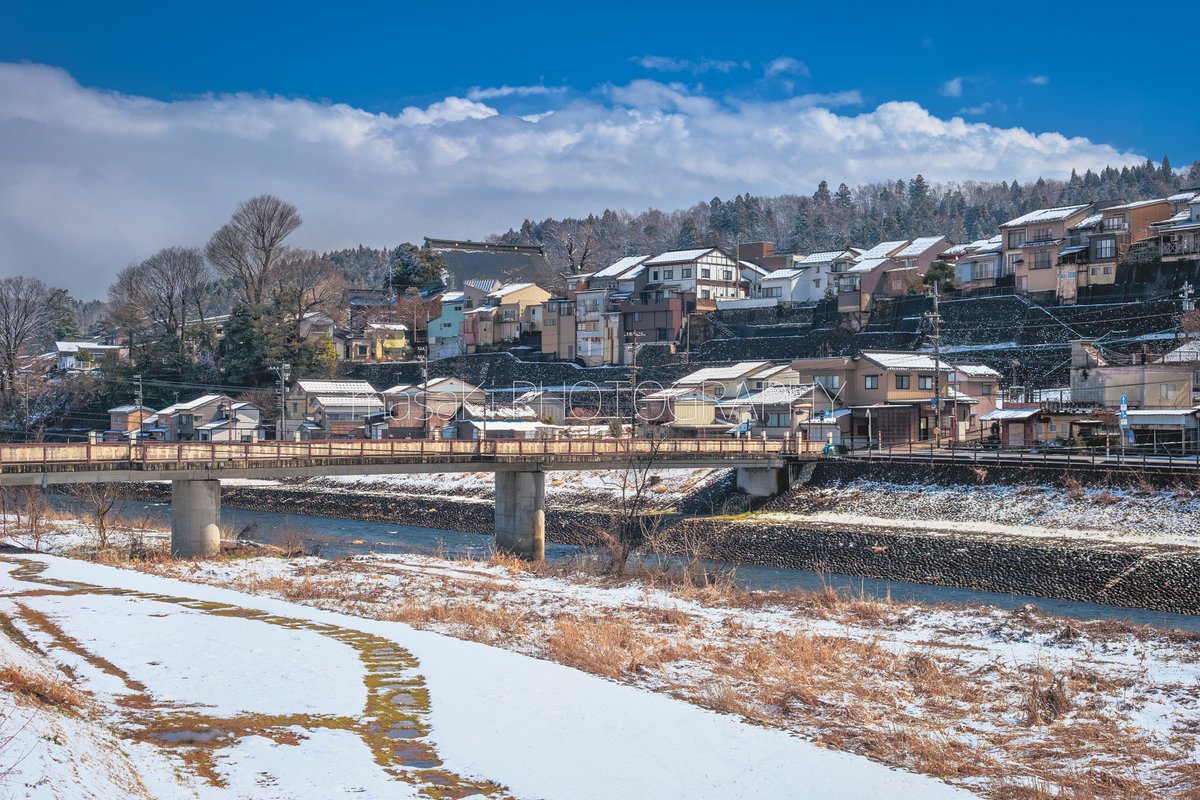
[1162,240,1200,258]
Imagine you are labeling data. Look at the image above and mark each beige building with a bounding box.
[1000,204,1094,301]
[1070,340,1194,409]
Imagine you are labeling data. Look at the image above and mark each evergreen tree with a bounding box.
[676,218,701,249]
[390,244,447,291]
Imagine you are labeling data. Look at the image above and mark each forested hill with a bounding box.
[486,158,1200,274]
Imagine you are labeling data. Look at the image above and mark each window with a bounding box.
[1095,238,1116,259]
[918,375,934,390]
[815,374,840,390]
[864,375,879,389]
[814,279,821,288]
[1008,254,1022,271]
[701,289,711,299]
[1103,266,1113,274]
[1007,229,1026,248]
[1160,383,1178,400]
[652,271,659,280]
[682,268,692,278]
[1102,214,1127,231]
[633,312,642,322]
[545,318,556,327]
[1090,267,1099,275]
[1049,422,1057,433]
[722,270,733,281]
[981,383,993,396]
[1032,227,1052,241]
[701,268,711,279]
[762,286,783,298]
[895,374,911,389]
[663,269,674,280]
[1033,251,1051,270]
[765,412,790,427]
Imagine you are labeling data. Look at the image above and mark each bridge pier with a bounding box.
[736,466,789,497]
[171,479,222,558]
[494,470,545,561]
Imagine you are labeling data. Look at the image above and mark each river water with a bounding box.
[88,497,1200,632]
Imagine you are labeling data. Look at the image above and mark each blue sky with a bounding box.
[0,0,1195,290]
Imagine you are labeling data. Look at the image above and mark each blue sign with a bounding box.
[1119,409,1127,419]
[1120,394,1127,405]
[930,396,939,406]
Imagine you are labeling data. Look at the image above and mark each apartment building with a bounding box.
[1000,204,1094,301]
[952,236,1004,289]
[1150,192,1200,262]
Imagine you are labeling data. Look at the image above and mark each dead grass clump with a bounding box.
[548,616,693,678]
[701,681,766,722]
[1093,490,1119,507]
[389,600,529,643]
[489,550,549,575]
[1024,669,1072,726]
[1062,475,1084,501]
[0,666,84,712]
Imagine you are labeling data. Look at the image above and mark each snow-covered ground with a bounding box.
[280,467,724,505]
[0,552,973,799]
[136,550,1200,799]
[764,479,1200,549]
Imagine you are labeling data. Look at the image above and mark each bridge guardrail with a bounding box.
[0,437,824,474]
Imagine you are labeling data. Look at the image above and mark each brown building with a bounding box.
[1000,204,1094,302]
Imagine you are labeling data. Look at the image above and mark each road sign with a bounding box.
[930,396,939,406]
[1120,394,1128,411]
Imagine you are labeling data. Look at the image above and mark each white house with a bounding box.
[642,248,747,301]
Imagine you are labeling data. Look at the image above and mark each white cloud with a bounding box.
[764,57,810,78]
[634,55,747,75]
[939,77,963,98]
[957,102,992,116]
[0,62,1143,295]
[466,85,566,101]
[1026,75,1050,86]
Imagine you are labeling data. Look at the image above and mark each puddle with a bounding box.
[0,555,511,798]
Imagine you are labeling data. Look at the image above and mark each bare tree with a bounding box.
[71,483,123,553]
[268,249,344,333]
[597,432,672,576]
[0,277,50,402]
[109,247,211,349]
[206,195,302,309]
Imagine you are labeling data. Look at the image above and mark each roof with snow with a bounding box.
[644,248,720,265]
[296,380,376,395]
[1159,340,1200,363]
[439,291,465,302]
[461,401,538,420]
[860,352,955,371]
[463,278,502,293]
[719,385,818,406]
[1001,204,1091,228]
[980,408,1041,421]
[893,236,946,258]
[313,395,384,410]
[592,256,649,279]
[674,361,774,385]
[797,250,854,264]
[761,267,808,281]
[856,240,909,260]
[56,341,122,353]
[1070,212,1104,230]
[455,420,551,432]
[107,404,152,414]
[1167,190,1199,203]
[489,282,544,298]
[954,364,1002,378]
[1105,198,1167,212]
[844,257,892,274]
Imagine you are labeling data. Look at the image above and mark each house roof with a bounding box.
[313,395,384,410]
[366,322,408,331]
[381,384,416,395]
[798,250,854,265]
[674,361,774,386]
[1151,210,1193,227]
[1002,204,1091,228]
[424,376,483,394]
[980,408,1041,421]
[644,248,718,265]
[893,236,946,258]
[761,267,807,281]
[592,256,649,279]
[463,278,502,293]
[56,341,122,353]
[173,394,226,411]
[739,260,769,276]
[844,257,891,274]
[439,291,465,302]
[456,420,550,432]
[1070,212,1104,230]
[1167,190,1199,203]
[107,404,152,414]
[1159,340,1200,363]
[461,401,539,420]
[644,387,714,401]
[860,352,954,371]
[295,380,376,394]
[719,385,817,406]
[1105,198,1167,212]
[856,240,909,260]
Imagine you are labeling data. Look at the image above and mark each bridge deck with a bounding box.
[0,438,819,486]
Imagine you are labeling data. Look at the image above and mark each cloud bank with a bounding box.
[0,62,1142,294]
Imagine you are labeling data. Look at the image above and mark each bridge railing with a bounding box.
[0,436,822,472]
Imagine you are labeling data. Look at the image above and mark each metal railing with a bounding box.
[0,436,823,476]
[853,436,1200,473]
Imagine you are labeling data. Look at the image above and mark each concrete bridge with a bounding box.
[0,438,819,559]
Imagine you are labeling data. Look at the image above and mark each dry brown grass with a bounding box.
[0,665,84,712]
[1023,668,1072,726]
[547,615,695,678]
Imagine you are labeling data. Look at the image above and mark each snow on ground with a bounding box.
[141,550,1200,798]
[764,479,1200,549]
[284,466,723,505]
[0,553,972,799]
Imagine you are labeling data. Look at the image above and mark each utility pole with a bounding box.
[269,362,291,441]
[1182,281,1195,313]
[924,283,944,445]
[134,373,144,410]
[626,330,645,435]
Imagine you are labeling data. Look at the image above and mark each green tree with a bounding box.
[390,244,447,291]
[923,260,956,292]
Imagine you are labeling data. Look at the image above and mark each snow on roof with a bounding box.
[173,394,225,411]
[845,257,891,274]
[674,361,773,385]
[755,363,795,380]
[980,408,1041,421]
[761,267,806,281]
[856,240,909,260]
[893,236,946,258]
[644,387,712,400]
[1070,212,1104,230]
[861,352,954,371]
[461,401,538,420]
[1152,209,1193,227]
[108,404,152,414]
[366,322,408,331]
[457,420,549,431]
[739,260,769,276]
[1105,198,1166,212]
[1002,204,1091,227]
[719,385,817,406]
[296,380,376,394]
[1167,190,1199,203]
[463,278,501,292]
[56,341,121,353]
[439,291,465,302]
[798,250,853,264]
[592,256,649,279]
[489,282,539,297]
[1159,340,1200,363]
[954,364,1002,378]
[313,395,384,409]
[644,248,716,265]
[464,305,498,314]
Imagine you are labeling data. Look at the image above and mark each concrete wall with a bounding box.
[170,479,221,558]
[494,470,545,559]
